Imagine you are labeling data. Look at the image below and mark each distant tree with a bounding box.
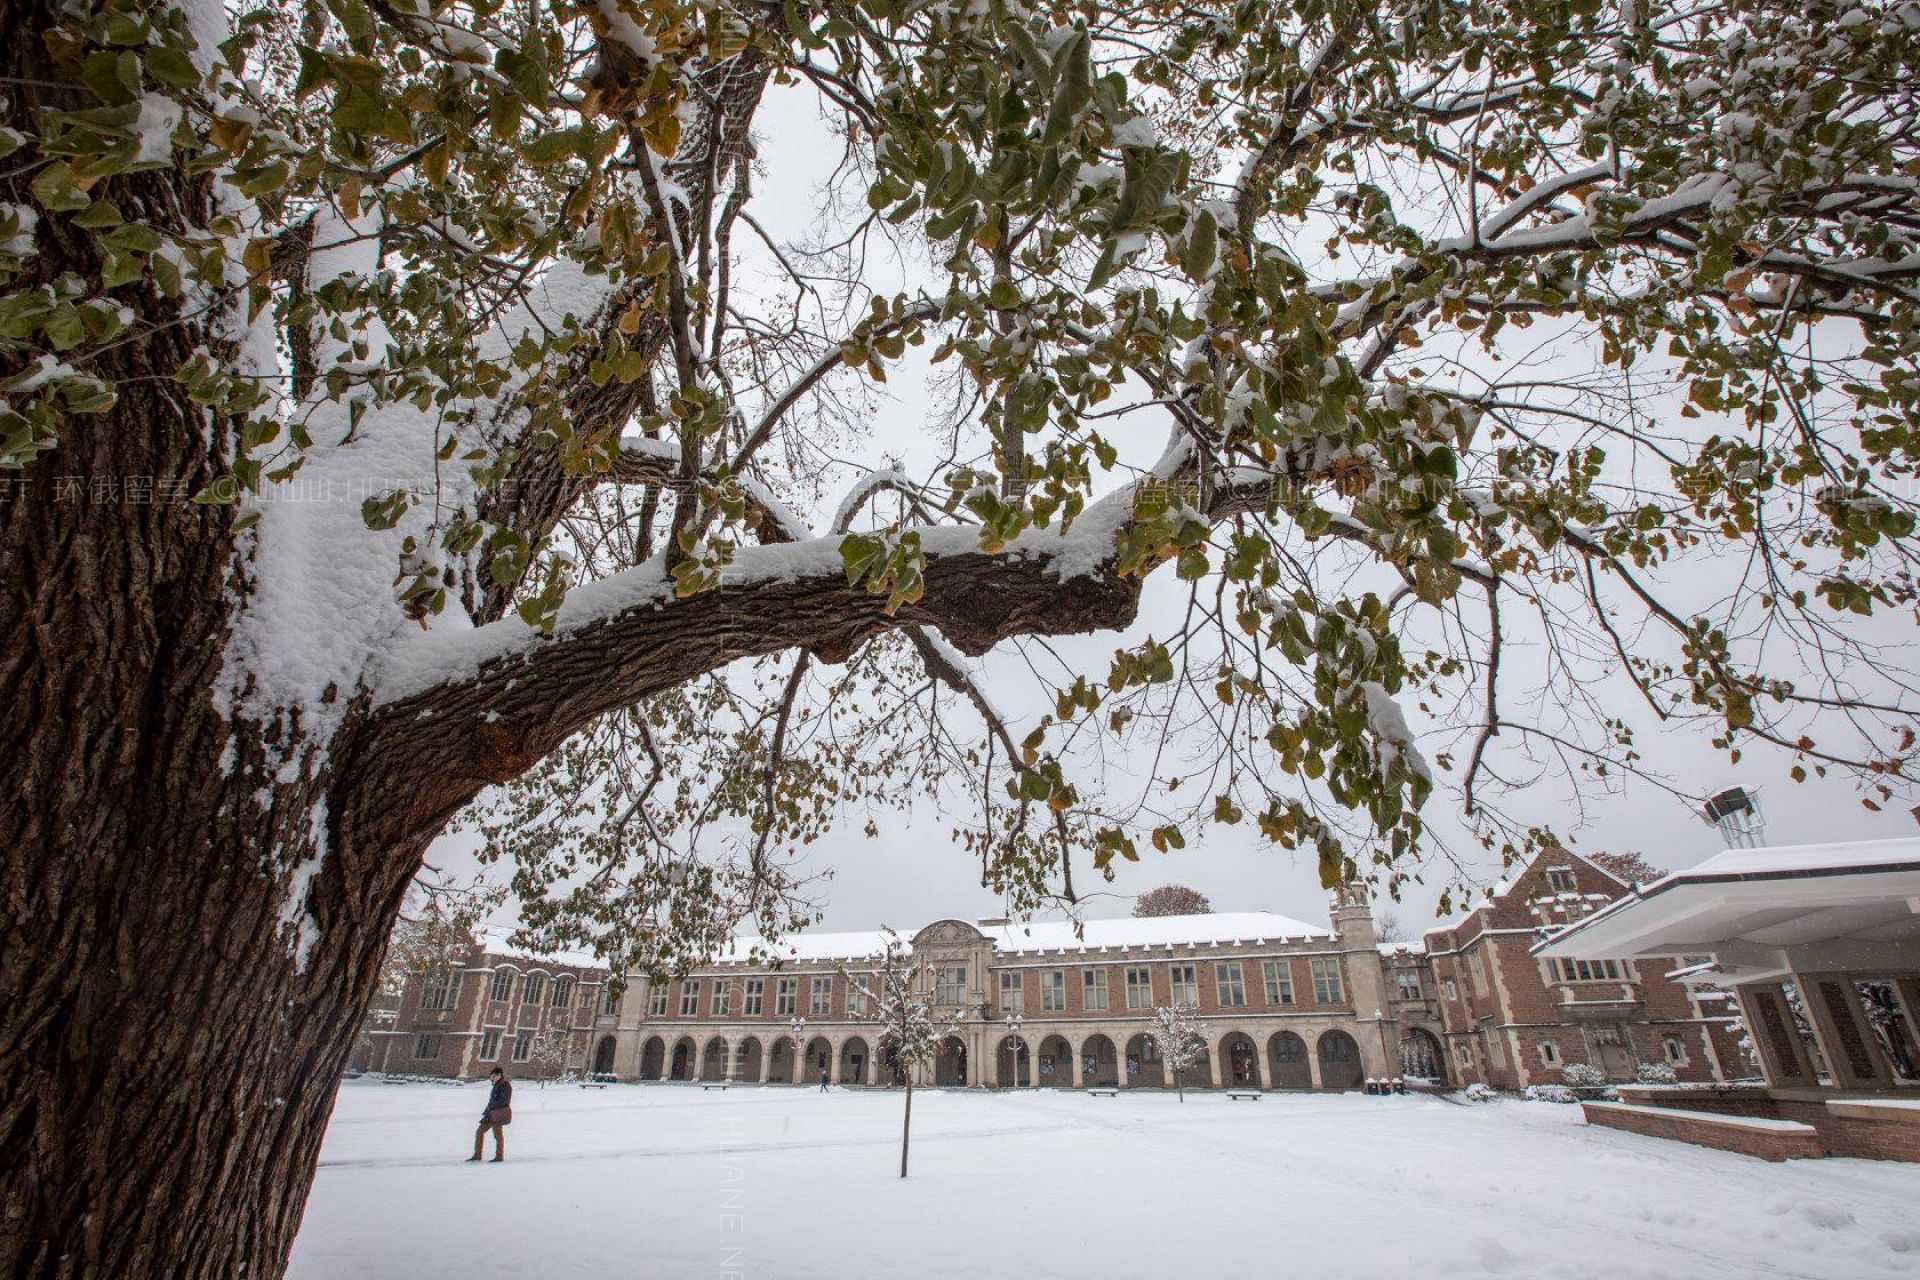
[1587,851,1665,887]
[845,933,953,1177]
[1148,1004,1207,1102]
[524,1023,573,1085]
[1133,885,1214,918]
[1375,910,1406,944]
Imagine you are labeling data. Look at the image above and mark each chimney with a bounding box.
[1702,785,1766,849]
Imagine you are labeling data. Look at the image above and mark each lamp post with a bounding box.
[1004,1014,1024,1087]
[790,1015,808,1086]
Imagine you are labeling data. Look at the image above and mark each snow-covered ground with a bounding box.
[290,1080,1920,1279]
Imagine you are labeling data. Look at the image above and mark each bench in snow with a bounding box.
[700,1083,730,1092]
[1226,1091,1262,1101]
[579,1082,608,1089]
[1085,1087,1119,1097]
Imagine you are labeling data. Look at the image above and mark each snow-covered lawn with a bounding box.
[290,1080,1920,1279]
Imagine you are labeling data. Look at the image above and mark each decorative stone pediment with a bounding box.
[913,919,986,947]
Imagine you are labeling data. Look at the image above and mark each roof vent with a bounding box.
[1702,785,1766,849]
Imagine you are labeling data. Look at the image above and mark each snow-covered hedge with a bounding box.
[1523,1084,1579,1104]
[1559,1063,1616,1099]
[1460,1082,1499,1103]
[1635,1062,1679,1086]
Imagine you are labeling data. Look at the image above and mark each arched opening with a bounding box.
[700,1036,728,1081]
[768,1035,798,1083]
[1081,1034,1119,1087]
[935,1035,968,1086]
[996,1035,1030,1087]
[592,1035,617,1076]
[736,1036,763,1082]
[1037,1034,1074,1087]
[1125,1033,1165,1088]
[669,1036,697,1081]
[804,1036,835,1086]
[1175,1041,1212,1091]
[1221,1032,1260,1088]
[840,1036,870,1086]
[1399,1027,1446,1084]
[879,1039,905,1086]
[1268,1031,1311,1088]
[1317,1030,1364,1089]
[639,1036,666,1080]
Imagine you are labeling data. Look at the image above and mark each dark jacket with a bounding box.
[483,1077,512,1120]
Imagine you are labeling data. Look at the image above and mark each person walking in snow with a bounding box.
[469,1067,512,1163]
[819,1064,830,1092]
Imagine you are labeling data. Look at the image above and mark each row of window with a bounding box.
[640,960,1351,1020]
[412,1029,557,1063]
[421,969,622,1016]
[1544,957,1624,984]
[650,976,872,1020]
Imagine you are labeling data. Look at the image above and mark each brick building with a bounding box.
[351,936,625,1080]
[363,860,1746,1092]
[1423,848,1750,1088]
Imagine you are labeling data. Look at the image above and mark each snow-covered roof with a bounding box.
[714,911,1332,965]
[1377,940,1426,957]
[1662,835,1920,882]
[475,928,606,972]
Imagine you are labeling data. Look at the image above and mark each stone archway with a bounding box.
[996,1035,1030,1087]
[1399,1027,1446,1084]
[1037,1035,1074,1087]
[1221,1032,1261,1088]
[1268,1031,1311,1088]
[1318,1030,1364,1089]
[767,1035,798,1083]
[736,1036,763,1082]
[804,1036,834,1086]
[1125,1033,1165,1087]
[935,1035,968,1086]
[639,1036,666,1080]
[840,1036,870,1085]
[1080,1034,1119,1087]
[879,1039,905,1086]
[670,1036,697,1081]
[700,1036,728,1081]
[592,1035,617,1076]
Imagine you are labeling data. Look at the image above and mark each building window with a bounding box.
[1545,867,1577,893]
[811,977,832,1017]
[552,976,574,1009]
[711,979,733,1016]
[1215,962,1246,1008]
[1125,967,1153,1010]
[1662,1035,1687,1065]
[679,980,700,1017]
[522,973,546,1006]
[1456,1041,1473,1068]
[479,1028,502,1060]
[935,966,966,1006]
[648,984,668,1017]
[1539,1039,1559,1067]
[847,976,868,1017]
[421,970,459,1012]
[1395,970,1423,1001]
[1169,964,1198,1008]
[1082,969,1109,1012]
[1550,958,1622,983]
[1000,971,1023,1015]
[414,1032,442,1059]
[743,978,765,1016]
[1263,960,1294,1006]
[604,986,621,1016]
[775,978,797,1016]
[1041,970,1066,1013]
[1443,978,1458,1001]
[512,1030,532,1062]
[1309,958,1344,1004]
[489,968,515,1002]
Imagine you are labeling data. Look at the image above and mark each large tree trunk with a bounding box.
[0,20,436,1266]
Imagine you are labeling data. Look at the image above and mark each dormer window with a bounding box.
[1545,868,1577,893]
